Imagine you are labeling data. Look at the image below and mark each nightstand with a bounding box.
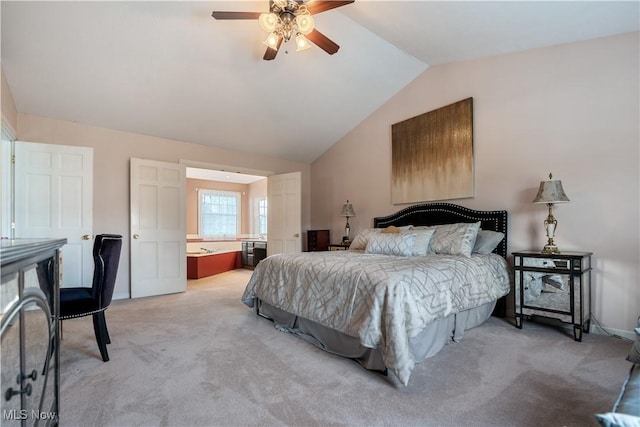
[513,250,592,341]
[328,243,350,251]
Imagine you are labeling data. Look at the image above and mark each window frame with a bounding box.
[255,197,267,236]
[197,189,241,239]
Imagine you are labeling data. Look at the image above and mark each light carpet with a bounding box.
[59,269,631,426]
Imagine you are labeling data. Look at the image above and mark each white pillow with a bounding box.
[365,233,416,257]
[428,222,481,256]
[349,228,381,251]
[401,229,436,256]
[349,226,413,251]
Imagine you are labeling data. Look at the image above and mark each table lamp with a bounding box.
[340,200,356,243]
[532,173,570,254]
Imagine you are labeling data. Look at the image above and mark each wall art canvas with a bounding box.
[391,97,474,204]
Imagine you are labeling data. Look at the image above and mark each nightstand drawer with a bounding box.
[520,255,590,272]
[522,257,570,270]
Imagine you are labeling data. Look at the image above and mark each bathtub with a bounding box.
[186,240,242,279]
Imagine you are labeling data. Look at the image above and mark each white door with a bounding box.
[14,141,93,287]
[267,171,301,255]
[130,158,186,298]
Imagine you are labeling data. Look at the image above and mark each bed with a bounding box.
[241,202,511,385]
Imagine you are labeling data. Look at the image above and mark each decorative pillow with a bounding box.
[428,222,481,257]
[627,318,640,364]
[365,233,416,257]
[401,229,435,256]
[595,412,640,427]
[349,229,380,251]
[381,226,400,234]
[472,229,505,254]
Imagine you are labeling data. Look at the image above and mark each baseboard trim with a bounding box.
[590,323,635,341]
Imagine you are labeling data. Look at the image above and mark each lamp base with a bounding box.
[541,244,560,254]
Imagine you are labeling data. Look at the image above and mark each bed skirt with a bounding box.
[256,299,496,374]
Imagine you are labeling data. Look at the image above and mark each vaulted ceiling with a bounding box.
[2,1,638,163]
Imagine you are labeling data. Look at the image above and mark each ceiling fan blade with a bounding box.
[305,29,340,55]
[305,1,354,15]
[211,11,262,20]
[263,37,283,61]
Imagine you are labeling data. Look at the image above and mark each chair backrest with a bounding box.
[92,234,122,309]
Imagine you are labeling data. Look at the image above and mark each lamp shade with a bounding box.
[263,32,280,50]
[258,13,278,32]
[532,174,570,204]
[296,14,314,34]
[340,200,356,217]
[295,34,311,51]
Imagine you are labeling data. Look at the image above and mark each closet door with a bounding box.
[14,141,93,288]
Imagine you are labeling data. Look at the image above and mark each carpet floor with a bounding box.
[58,269,631,426]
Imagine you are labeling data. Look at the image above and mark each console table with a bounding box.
[1,238,65,426]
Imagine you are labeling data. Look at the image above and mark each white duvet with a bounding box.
[241,250,510,385]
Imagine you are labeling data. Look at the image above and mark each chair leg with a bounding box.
[103,315,111,345]
[92,312,110,362]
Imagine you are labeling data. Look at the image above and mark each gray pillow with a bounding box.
[472,229,505,254]
[595,412,640,427]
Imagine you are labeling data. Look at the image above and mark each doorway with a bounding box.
[185,167,267,241]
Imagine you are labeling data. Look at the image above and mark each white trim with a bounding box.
[179,159,273,178]
[1,118,17,140]
[590,323,635,341]
[0,125,15,239]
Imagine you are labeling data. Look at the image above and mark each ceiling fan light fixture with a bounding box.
[263,32,280,50]
[258,13,278,32]
[273,0,288,9]
[295,34,312,51]
[296,14,314,35]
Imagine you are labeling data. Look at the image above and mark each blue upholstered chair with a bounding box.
[59,234,122,362]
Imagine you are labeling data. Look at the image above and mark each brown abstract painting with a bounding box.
[391,98,474,204]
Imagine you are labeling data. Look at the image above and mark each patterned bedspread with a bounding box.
[241,251,511,385]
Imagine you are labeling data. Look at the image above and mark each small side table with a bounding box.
[328,243,350,251]
[513,250,592,341]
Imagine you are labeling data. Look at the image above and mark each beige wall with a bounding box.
[17,114,311,299]
[311,32,640,333]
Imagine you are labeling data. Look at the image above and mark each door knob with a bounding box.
[82,234,92,240]
[294,233,299,238]
[133,234,139,239]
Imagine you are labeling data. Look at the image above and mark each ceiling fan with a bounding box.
[211,0,354,61]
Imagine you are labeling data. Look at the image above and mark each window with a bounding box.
[256,198,267,236]
[198,189,241,238]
